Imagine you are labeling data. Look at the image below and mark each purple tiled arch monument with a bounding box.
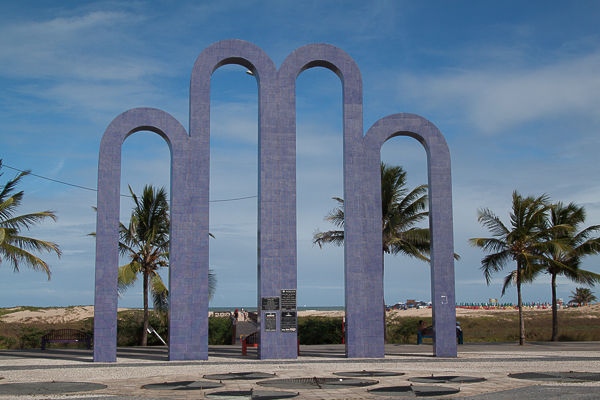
[94,40,457,362]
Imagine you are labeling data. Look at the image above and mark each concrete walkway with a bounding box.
[0,342,599,399]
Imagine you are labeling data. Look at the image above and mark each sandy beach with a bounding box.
[1,303,598,324]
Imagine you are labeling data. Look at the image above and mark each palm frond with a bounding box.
[323,197,345,228]
[4,234,61,256]
[476,208,510,238]
[479,250,512,285]
[117,262,140,296]
[149,273,169,313]
[313,229,344,248]
[501,270,517,296]
[0,242,52,279]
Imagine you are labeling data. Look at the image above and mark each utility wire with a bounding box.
[2,164,257,203]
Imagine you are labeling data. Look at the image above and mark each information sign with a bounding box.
[280,289,297,311]
[264,312,277,332]
[262,297,280,311]
[281,311,297,332]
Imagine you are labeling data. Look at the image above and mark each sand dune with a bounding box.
[1,303,597,324]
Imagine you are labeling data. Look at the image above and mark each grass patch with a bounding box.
[387,309,600,343]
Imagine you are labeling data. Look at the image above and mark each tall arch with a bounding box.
[94,107,202,362]
[95,41,457,362]
[364,113,457,358]
[190,39,283,359]
[279,44,384,358]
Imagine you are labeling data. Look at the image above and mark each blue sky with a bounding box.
[1,1,600,308]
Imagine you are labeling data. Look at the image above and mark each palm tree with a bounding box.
[313,163,431,260]
[118,185,170,346]
[0,160,61,279]
[569,287,597,306]
[539,202,600,341]
[469,191,570,345]
[113,185,217,346]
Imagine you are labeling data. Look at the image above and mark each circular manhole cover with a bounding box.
[369,385,460,397]
[206,390,299,399]
[0,382,107,396]
[334,371,404,377]
[142,380,224,390]
[204,372,277,380]
[258,377,378,389]
[408,375,486,383]
[509,372,600,383]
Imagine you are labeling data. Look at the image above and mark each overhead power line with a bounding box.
[2,164,257,203]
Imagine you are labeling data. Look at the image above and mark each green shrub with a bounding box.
[0,335,17,349]
[15,326,45,349]
[209,317,233,345]
[298,316,343,345]
[387,317,422,344]
[116,311,168,346]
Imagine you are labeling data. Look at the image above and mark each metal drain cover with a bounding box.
[334,371,404,377]
[206,390,299,399]
[204,372,277,380]
[408,375,486,383]
[369,385,460,397]
[258,377,378,389]
[509,372,600,383]
[0,382,107,396]
[142,380,224,390]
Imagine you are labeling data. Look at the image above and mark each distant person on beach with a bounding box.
[234,308,239,321]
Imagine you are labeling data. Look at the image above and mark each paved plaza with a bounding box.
[1,342,600,399]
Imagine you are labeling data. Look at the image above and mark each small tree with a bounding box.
[569,287,597,306]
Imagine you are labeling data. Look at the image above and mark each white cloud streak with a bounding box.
[398,50,600,134]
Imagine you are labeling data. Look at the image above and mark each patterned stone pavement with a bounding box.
[0,343,599,399]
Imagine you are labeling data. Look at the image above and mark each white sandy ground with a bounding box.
[1,304,598,323]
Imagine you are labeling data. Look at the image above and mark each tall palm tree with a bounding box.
[0,160,61,279]
[469,191,570,345]
[539,202,600,341]
[313,163,431,260]
[569,287,597,306]
[118,185,170,346]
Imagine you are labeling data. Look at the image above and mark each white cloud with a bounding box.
[0,10,155,80]
[398,50,600,134]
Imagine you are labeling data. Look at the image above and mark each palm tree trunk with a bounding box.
[517,265,525,346]
[551,272,558,342]
[142,270,149,346]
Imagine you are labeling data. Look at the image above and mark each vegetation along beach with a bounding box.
[1,303,598,349]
